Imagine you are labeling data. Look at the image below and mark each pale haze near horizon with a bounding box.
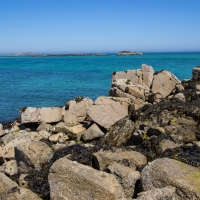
[1,0,200,54]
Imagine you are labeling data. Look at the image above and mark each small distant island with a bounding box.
[116,50,143,55]
[10,52,107,57]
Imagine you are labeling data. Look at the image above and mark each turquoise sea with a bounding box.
[0,52,200,122]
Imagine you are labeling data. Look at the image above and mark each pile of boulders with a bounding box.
[0,65,200,199]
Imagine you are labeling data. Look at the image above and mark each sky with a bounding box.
[1,0,200,53]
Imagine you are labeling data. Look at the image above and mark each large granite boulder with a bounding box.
[48,157,125,200]
[87,96,128,129]
[141,158,200,199]
[15,141,54,172]
[21,107,62,124]
[0,172,41,199]
[63,97,93,124]
[102,117,135,147]
[152,70,180,98]
[93,148,147,171]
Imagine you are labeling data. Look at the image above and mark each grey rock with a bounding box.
[21,107,62,124]
[107,162,140,199]
[173,93,185,102]
[15,141,54,172]
[36,123,53,132]
[152,70,180,98]
[87,96,128,129]
[136,186,176,200]
[82,123,104,142]
[142,64,154,88]
[0,160,18,175]
[192,66,200,80]
[102,117,135,147]
[0,171,41,199]
[63,97,93,124]
[93,148,147,171]
[49,157,125,200]
[141,158,200,199]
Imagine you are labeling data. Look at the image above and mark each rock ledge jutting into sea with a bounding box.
[1,64,200,199]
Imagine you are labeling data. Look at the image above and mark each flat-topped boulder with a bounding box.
[21,107,62,124]
[49,157,125,200]
[87,96,128,129]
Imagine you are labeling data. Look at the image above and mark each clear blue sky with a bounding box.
[1,0,200,53]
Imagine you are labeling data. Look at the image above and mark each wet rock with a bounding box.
[152,70,180,98]
[141,158,200,199]
[82,123,104,142]
[49,157,125,199]
[102,117,135,147]
[87,96,128,129]
[135,186,176,200]
[93,148,147,171]
[15,141,54,172]
[107,162,140,199]
[21,107,62,124]
[63,97,93,124]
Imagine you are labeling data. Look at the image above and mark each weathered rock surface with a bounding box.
[93,148,147,171]
[49,157,125,200]
[108,162,140,199]
[82,123,104,142]
[87,96,128,129]
[135,186,176,200]
[21,107,62,124]
[141,158,200,199]
[152,70,180,98]
[102,117,135,147]
[15,141,54,172]
[63,97,93,124]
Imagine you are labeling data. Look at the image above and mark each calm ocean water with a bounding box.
[0,52,200,122]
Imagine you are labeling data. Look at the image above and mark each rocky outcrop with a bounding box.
[87,96,128,129]
[141,158,200,199]
[49,157,125,200]
[21,107,62,124]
